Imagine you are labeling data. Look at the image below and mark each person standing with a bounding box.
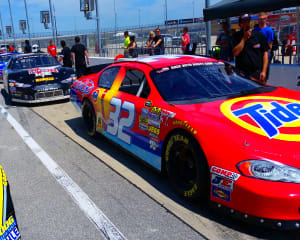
[124,31,130,57]
[24,40,32,53]
[216,21,233,61]
[232,14,269,84]
[145,31,155,55]
[47,40,57,59]
[181,27,190,54]
[71,36,90,78]
[153,28,164,55]
[253,12,274,72]
[58,40,72,68]
[127,36,138,58]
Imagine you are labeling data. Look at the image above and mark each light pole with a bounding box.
[95,0,101,56]
[138,8,141,29]
[192,0,195,19]
[205,0,211,55]
[114,0,117,45]
[0,10,6,46]
[48,0,57,46]
[24,0,31,46]
[8,0,16,47]
[165,0,168,24]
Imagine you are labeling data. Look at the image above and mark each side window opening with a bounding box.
[119,69,150,98]
[98,67,120,89]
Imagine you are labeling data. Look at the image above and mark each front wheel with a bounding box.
[164,131,209,201]
[82,100,97,137]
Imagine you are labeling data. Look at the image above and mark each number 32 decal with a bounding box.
[107,97,135,144]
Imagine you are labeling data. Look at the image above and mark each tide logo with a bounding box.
[221,96,300,141]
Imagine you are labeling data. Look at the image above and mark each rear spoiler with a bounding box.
[85,63,112,75]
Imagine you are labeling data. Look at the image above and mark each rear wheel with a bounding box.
[164,130,209,201]
[82,100,96,137]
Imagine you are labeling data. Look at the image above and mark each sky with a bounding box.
[0,0,220,35]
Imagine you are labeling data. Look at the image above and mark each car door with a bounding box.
[99,66,162,170]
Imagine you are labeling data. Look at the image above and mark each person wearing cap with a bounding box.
[216,20,233,61]
[232,14,269,84]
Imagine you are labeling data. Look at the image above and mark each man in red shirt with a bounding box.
[47,40,57,58]
[181,27,190,53]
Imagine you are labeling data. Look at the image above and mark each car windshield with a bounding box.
[12,55,59,69]
[150,62,276,103]
[0,55,12,64]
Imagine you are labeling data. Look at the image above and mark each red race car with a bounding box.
[71,55,300,229]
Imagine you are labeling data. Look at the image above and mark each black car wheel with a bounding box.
[82,100,97,137]
[164,130,209,201]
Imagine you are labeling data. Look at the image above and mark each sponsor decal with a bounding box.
[151,106,162,115]
[212,186,231,202]
[139,123,148,131]
[92,90,99,102]
[148,119,160,128]
[0,216,20,240]
[149,139,159,151]
[35,76,54,82]
[141,108,148,118]
[210,166,240,181]
[161,109,176,118]
[149,132,158,139]
[149,112,160,121]
[139,116,148,124]
[221,96,300,141]
[28,67,58,77]
[211,174,234,191]
[73,80,94,95]
[148,125,160,136]
[172,120,197,135]
[144,101,152,108]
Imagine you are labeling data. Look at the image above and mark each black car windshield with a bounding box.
[12,55,59,69]
[0,55,12,64]
[150,62,275,103]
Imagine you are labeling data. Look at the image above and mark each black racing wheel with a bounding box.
[82,100,97,137]
[164,130,210,201]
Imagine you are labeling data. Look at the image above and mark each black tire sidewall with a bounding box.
[82,100,96,137]
[165,131,209,201]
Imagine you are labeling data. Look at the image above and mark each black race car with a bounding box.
[3,53,76,103]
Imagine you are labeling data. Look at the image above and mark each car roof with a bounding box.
[115,55,219,69]
[12,53,49,58]
[0,52,19,57]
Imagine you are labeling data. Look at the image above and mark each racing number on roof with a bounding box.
[107,97,135,144]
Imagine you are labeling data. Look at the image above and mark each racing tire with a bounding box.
[164,130,210,202]
[82,100,97,137]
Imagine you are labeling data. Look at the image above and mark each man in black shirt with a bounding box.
[58,40,72,68]
[232,14,269,84]
[153,28,164,55]
[24,40,32,53]
[71,36,90,78]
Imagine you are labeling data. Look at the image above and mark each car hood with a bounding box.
[9,66,74,85]
[174,87,300,167]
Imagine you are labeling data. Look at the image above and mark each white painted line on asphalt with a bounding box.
[0,105,127,240]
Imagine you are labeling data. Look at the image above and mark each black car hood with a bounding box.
[8,65,74,85]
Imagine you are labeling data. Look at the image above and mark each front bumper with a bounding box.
[11,95,69,103]
[210,176,300,227]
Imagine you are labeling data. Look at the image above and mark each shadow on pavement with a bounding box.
[64,116,300,240]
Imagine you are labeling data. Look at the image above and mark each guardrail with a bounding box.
[92,45,208,58]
